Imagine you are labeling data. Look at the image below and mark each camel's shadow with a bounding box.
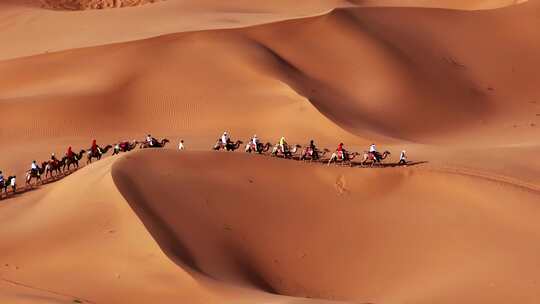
[297,157,429,169]
[0,170,77,202]
[351,160,429,168]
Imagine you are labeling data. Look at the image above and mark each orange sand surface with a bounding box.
[1,1,539,303]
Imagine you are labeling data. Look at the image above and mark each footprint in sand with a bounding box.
[335,174,349,195]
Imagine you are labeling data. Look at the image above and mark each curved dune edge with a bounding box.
[0,0,529,61]
[2,0,540,159]
[40,0,162,10]
[110,149,540,304]
[0,153,350,304]
[1,0,540,180]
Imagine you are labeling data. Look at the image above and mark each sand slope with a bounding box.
[0,0,528,60]
[112,150,540,304]
[1,0,539,159]
[1,1,540,303]
[0,153,355,304]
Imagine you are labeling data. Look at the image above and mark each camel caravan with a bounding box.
[2,130,409,201]
[213,132,408,167]
[0,134,171,200]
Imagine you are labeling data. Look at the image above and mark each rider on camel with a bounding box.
[279,136,287,153]
[66,146,74,159]
[91,139,99,156]
[308,140,319,159]
[146,134,154,147]
[251,134,259,151]
[221,132,230,147]
[369,143,380,161]
[51,153,57,163]
[337,143,347,160]
[0,170,4,185]
[31,160,40,176]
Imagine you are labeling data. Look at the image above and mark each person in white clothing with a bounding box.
[10,176,16,193]
[221,132,230,146]
[252,135,259,151]
[178,140,185,150]
[369,143,380,161]
[399,150,407,165]
[30,161,39,176]
[146,134,154,147]
[0,171,4,186]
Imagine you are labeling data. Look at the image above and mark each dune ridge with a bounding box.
[0,0,529,61]
[110,150,540,303]
[1,1,540,303]
[40,0,161,10]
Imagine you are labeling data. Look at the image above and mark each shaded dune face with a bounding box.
[1,1,539,147]
[112,150,540,304]
[40,0,161,10]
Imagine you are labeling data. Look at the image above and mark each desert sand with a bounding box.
[1,0,539,303]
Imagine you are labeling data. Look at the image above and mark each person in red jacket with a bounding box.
[337,143,347,160]
[91,139,98,155]
[66,146,74,159]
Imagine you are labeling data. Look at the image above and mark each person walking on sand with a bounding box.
[10,175,16,193]
[399,150,407,165]
[178,140,185,150]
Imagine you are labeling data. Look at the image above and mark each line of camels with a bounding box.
[212,139,392,166]
[1,135,397,200]
[22,139,171,188]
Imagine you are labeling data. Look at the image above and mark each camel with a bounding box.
[327,151,360,166]
[63,149,86,171]
[271,144,301,159]
[245,142,272,154]
[300,147,330,162]
[214,140,243,152]
[140,139,169,149]
[44,159,65,179]
[0,176,16,198]
[361,151,391,167]
[26,162,47,186]
[113,141,138,155]
[87,145,113,164]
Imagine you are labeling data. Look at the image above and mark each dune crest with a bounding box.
[40,0,162,10]
[111,150,540,303]
[1,1,540,303]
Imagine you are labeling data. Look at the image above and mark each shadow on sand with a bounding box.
[0,170,78,202]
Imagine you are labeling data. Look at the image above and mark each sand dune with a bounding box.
[41,0,161,10]
[1,1,540,303]
[3,149,539,303]
[0,0,528,60]
[1,0,539,158]
[0,153,352,304]
[112,150,540,304]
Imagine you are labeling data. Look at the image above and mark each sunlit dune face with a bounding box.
[40,0,162,10]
